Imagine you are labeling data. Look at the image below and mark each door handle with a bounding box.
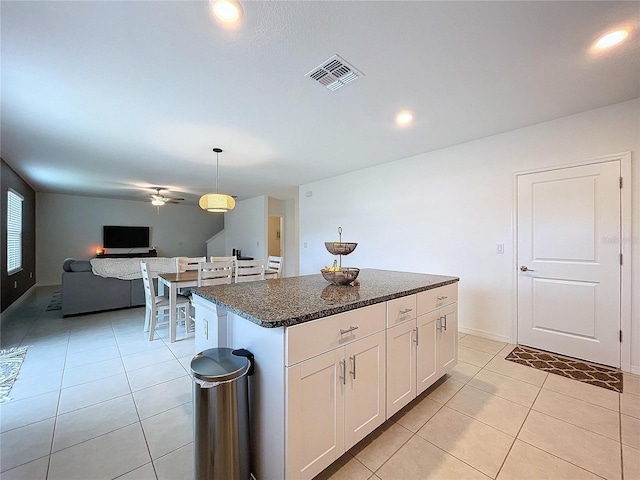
[413,327,419,346]
[350,355,356,380]
[520,266,535,272]
[339,359,346,385]
[340,325,359,335]
[399,308,413,315]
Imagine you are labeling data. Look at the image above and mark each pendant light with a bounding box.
[199,148,236,212]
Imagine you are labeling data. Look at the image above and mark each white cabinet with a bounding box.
[418,283,458,377]
[437,301,458,373]
[286,305,386,480]
[386,318,417,417]
[386,284,458,418]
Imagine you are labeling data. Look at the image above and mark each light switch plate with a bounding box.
[496,244,505,254]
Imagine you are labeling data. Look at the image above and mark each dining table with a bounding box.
[157,271,199,343]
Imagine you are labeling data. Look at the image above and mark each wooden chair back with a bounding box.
[198,260,233,287]
[235,259,265,283]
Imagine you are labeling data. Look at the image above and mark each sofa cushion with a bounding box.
[69,260,93,272]
[62,258,76,272]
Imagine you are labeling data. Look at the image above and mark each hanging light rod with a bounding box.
[199,148,236,213]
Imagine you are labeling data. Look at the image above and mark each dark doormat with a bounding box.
[45,292,62,311]
[505,345,623,393]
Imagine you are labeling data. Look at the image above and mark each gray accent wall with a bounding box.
[1,159,36,312]
[36,193,224,286]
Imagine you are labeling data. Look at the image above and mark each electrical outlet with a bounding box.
[203,320,208,340]
[304,242,307,248]
[496,244,505,254]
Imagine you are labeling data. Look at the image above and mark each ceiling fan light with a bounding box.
[199,193,236,212]
[151,198,165,206]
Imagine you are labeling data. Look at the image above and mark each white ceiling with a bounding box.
[2,1,639,205]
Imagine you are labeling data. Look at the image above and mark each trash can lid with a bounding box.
[191,348,250,382]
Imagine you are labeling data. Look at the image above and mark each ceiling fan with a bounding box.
[149,187,184,206]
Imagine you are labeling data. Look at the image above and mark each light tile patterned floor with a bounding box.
[1,286,639,479]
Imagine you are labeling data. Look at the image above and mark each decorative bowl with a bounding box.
[320,267,360,286]
[324,242,358,256]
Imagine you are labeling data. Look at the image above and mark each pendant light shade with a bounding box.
[199,148,235,213]
[199,193,235,212]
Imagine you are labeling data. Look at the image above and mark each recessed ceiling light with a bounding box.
[396,111,414,126]
[593,29,630,50]
[211,0,243,24]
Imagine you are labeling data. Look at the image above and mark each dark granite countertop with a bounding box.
[193,269,459,328]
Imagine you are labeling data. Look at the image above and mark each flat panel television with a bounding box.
[103,226,150,248]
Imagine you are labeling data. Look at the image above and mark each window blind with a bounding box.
[7,189,23,274]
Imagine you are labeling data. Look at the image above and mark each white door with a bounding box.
[517,161,621,367]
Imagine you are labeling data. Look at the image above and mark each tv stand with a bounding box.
[96,249,157,259]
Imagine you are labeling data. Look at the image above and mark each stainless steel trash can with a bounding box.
[191,348,254,480]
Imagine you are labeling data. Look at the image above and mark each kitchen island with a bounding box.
[193,269,459,480]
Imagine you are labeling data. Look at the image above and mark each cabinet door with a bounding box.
[286,349,345,480]
[385,320,416,419]
[438,303,458,375]
[416,310,438,395]
[344,331,386,449]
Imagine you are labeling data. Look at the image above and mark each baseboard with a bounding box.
[458,325,513,344]
[0,285,37,323]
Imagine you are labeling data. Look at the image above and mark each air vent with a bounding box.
[305,54,364,92]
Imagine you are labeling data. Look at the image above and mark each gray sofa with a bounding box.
[61,259,156,317]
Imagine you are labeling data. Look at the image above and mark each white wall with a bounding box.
[37,193,224,285]
[224,195,300,277]
[225,195,267,259]
[299,99,640,372]
[283,198,299,277]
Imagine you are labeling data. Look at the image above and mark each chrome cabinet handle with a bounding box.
[399,308,413,314]
[443,315,447,331]
[339,359,346,385]
[413,327,419,346]
[340,325,359,335]
[437,296,448,301]
[520,266,535,272]
[350,355,356,380]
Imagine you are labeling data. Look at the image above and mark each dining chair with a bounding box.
[140,261,190,341]
[176,256,207,273]
[265,255,283,279]
[235,259,266,283]
[210,255,237,276]
[198,260,234,287]
[175,256,206,331]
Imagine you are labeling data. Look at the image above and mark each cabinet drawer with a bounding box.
[417,283,458,315]
[387,295,417,326]
[286,303,386,366]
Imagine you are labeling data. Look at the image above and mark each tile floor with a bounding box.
[0,286,639,480]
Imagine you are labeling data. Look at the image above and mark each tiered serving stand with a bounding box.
[320,227,360,285]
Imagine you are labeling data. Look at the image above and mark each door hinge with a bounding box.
[620,330,623,342]
[620,177,623,188]
[620,253,623,265]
